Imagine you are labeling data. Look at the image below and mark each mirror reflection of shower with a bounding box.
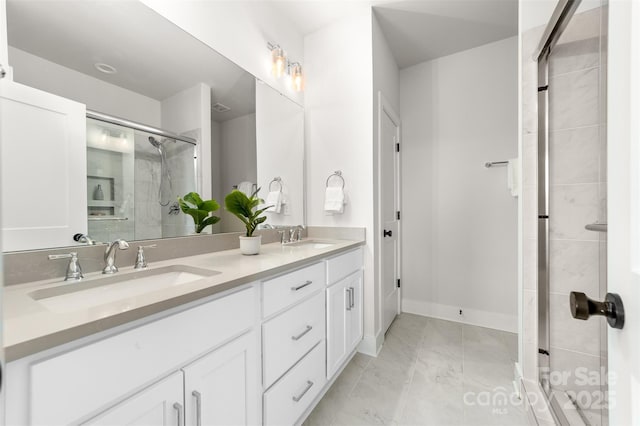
[148,136,174,206]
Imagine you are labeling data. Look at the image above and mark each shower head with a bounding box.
[148,136,162,149]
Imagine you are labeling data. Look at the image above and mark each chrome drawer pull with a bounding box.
[349,287,355,308]
[346,288,352,311]
[292,380,314,402]
[291,280,313,291]
[291,325,313,341]
[192,390,202,426]
[173,402,184,426]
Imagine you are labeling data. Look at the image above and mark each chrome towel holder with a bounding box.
[269,177,283,192]
[484,161,509,168]
[326,171,345,189]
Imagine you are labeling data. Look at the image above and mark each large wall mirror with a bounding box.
[4,0,304,250]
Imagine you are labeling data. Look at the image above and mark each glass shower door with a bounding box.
[545,4,608,425]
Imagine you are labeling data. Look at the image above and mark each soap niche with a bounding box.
[88,175,115,218]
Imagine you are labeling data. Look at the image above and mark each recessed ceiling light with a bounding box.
[94,62,117,74]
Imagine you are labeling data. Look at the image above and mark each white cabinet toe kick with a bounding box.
[6,246,364,426]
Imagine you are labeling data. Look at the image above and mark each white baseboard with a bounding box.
[401,299,518,333]
[358,330,384,357]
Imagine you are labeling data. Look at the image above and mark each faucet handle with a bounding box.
[134,244,157,269]
[48,252,83,281]
[277,230,286,244]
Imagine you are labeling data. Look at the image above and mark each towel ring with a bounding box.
[326,171,345,189]
[269,177,283,193]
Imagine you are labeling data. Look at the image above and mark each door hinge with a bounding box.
[396,211,400,220]
[396,143,400,153]
[397,279,401,288]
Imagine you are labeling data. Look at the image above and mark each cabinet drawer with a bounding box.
[326,248,363,284]
[28,286,257,425]
[263,291,325,388]
[262,262,325,317]
[263,341,326,426]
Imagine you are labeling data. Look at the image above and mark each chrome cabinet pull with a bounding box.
[291,280,313,291]
[291,325,312,341]
[345,288,352,311]
[173,402,184,426]
[292,380,314,402]
[349,287,355,308]
[0,65,6,79]
[192,390,202,426]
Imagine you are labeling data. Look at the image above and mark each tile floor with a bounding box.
[304,314,529,426]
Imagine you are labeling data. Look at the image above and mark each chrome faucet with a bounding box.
[134,244,157,269]
[103,239,129,274]
[48,252,84,281]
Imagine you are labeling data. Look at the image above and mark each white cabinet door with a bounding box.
[326,278,348,379]
[83,372,183,426]
[326,270,364,379]
[183,331,259,426]
[346,271,364,352]
[0,80,86,251]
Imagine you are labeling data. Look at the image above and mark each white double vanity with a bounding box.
[4,240,364,425]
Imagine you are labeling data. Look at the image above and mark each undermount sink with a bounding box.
[30,265,221,313]
[286,240,336,249]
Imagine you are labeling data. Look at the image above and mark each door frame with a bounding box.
[376,91,402,336]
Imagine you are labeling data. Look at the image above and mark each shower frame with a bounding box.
[532,0,583,424]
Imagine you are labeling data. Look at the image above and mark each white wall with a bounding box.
[161,83,212,200]
[400,37,519,332]
[140,0,303,106]
[8,47,161,126]
[256,82,304,226]
[220,113,256,233]
[304,13,376,353]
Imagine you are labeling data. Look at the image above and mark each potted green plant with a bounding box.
[178,192,221,234]
[224,188,271,255]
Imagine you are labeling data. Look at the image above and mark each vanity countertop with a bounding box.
[3,239,364,362]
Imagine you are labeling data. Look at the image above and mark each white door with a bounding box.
[607,1,640,424]
[379,92,401,334]
[183,331,259,426]
[83,372,183,426]
[0,81,86,251]
[326,279,348,379]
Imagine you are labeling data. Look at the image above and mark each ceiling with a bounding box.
[6,0,256,122]
[270,0,518,69]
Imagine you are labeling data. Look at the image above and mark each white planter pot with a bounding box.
[239,235,261,255]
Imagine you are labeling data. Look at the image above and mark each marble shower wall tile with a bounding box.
[549,240,599,296]
[523,185,538,240]
[549,67,599,131]
[523,238,537,290]
[549,7,601,76]
[550,126,600,185]
[549,183,600,241]
[522,132,537,187]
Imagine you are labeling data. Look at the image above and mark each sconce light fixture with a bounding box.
[290,62,303,92]
[268,42,304,92]
[268,43,286,78]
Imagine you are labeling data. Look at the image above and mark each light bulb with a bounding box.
[271,46,286,78]
[291,63,304,92]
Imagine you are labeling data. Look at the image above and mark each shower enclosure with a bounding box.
[86,113,197,242]
[532,0,609,425]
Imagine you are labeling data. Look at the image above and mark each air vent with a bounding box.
[212,102,231,113]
